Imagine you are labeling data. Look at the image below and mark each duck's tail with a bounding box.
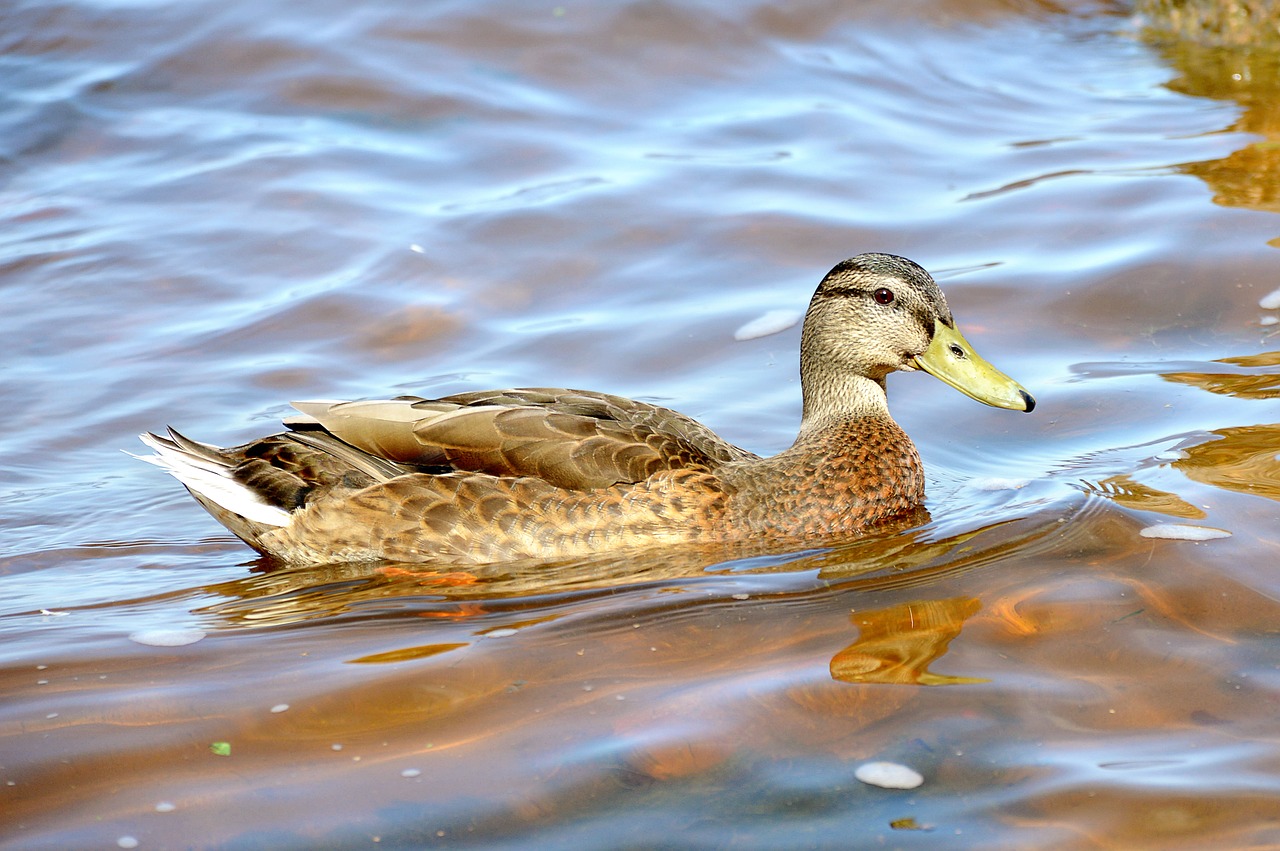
[134,430,292,547]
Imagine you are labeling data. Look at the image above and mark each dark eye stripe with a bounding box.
[814,286,940,340]
[814,286,884,301]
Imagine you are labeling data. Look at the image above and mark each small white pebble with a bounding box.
[117,837,139,849]
[401,768,422,778]
[1262,316,1279,326]
[484,628,518,638]
[855,761,924,789]
[1259,287,1280,309]
[733,309,802,341]
[155,801,176,813]
[1140,524,1231,541]
[270,704,290,714]
[129,628,206,647]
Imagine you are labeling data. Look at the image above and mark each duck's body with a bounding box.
[140,253,1033,565]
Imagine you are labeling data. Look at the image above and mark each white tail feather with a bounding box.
[135,433,291,527]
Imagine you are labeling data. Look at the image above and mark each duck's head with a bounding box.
[799,253,1034,422]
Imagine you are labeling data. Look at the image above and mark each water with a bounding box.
[4,0,1280,847]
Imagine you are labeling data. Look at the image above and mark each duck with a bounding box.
[138,253,1034,565]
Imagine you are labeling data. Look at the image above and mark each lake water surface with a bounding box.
[4,0,1280,847]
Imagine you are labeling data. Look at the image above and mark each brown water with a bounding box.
[4,0,1280,847]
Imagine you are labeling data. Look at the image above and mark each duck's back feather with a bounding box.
[291,388,758,491]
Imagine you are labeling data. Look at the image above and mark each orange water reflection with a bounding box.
[831,597,984,686]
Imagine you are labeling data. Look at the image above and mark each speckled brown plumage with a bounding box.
[140,253,1033,565]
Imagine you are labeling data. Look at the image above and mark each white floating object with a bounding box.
[1139,524,1231,541]
[855,761,924,789]
[1262,316,1279,327]
[129,628,207,647]
[401,768,422,778]
[484,628,518,638]
[971,477,1031,491]
[1154,450,1189,462]
[734,309,801,341]
[155,801,176,813]
[270,703,290,714]
[1259,287,1280,310]
[410,244,426,254]
[117,837,139,849]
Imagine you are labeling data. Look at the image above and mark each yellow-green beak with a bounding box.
[910,321,1035,412]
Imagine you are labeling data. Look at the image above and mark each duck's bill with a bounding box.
[909,321,1035,413]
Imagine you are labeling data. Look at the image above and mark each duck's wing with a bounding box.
[290,388,757,491]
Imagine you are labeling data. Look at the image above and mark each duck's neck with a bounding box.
[797,370,892,441]
[719,371,926,538]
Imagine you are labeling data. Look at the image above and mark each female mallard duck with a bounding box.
[140,253,1033,565]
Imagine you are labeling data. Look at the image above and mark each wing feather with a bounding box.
[289,388,758,491]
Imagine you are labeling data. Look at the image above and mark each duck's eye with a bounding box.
[873,288,895,305]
